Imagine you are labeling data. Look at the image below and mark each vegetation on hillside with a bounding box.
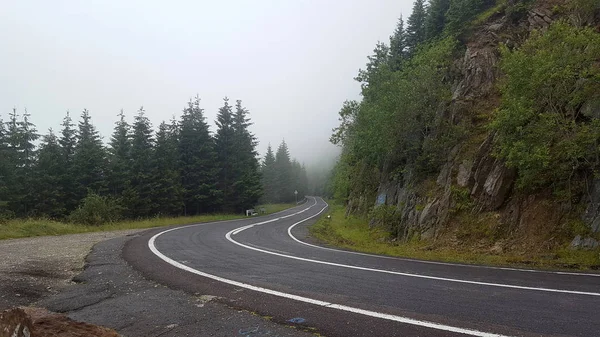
[326,0,600,249]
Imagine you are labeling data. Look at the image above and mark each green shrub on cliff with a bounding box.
[492,21,600,192]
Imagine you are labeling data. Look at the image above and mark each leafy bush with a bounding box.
[491,21,600,192]
[445,0,496,34]
[68,192,122,226]
[369,205,403,238]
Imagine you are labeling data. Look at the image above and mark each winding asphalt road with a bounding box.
[124,197,600,337]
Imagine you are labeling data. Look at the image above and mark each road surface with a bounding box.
[125,197,600,337]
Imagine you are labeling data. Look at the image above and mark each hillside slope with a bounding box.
[330,0,600,266]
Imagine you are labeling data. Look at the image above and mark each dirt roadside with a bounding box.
[0,230,144,310]
[1,230,315,337]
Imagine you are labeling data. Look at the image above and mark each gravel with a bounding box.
[0,230,144,310]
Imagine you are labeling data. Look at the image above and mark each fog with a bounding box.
[0,0,412,168]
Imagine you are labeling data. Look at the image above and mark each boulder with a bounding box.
[0,308,32,337]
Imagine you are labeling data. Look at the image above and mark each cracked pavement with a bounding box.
[37,234,315,337]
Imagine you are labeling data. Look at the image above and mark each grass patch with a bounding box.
[0,203,296,240]
[310,202,600,271]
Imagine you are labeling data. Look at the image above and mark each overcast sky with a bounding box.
[0,0,411,167]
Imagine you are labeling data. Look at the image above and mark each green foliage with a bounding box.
[232,100,263,210]
[274,140,295,203]
[491,22,600,191]
[124,107,156,217]
[369,204,403,237]
[450,185,474,212]
[58,112,79,214]
[107,110,131,197]
[566,0,600,27]
[73,109,107,198]
[0,95,274,220]
[178,96,220,214]
[330,36,459,207]
[151,120,184,216]
[389,15,407,71]
[261,145,278,203]
[445,0,495,34]
[406,0,427,53]
[31,131,66,218]
[424,0,451,40]
[68,192,122,226]
[505,0,532,24]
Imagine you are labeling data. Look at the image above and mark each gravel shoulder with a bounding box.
[1,229,314,337]
[0,230,144,310]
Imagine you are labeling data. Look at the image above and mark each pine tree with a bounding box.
[406,0,428,54]
[261,144,277,203]
[445,0,491,34]
[58,111,79,215]
[32,130,65,218]
[232,100,262,211]
[214,97,236,212]
[151,121,184,215]
[355,42,390,92]
[73,109,107,201]
[107,110,131,197]
[0,117,9,215]
[124,107,155,217]
[274,140,294,203]
[425,0,451,40]
[389,15,407,71]
[178,96,220,215]
[5,108,39,216]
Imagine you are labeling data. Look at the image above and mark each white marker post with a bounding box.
[294,190,298,204]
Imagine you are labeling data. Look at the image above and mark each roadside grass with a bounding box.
[0,203,296,240]
[310,202,600,271]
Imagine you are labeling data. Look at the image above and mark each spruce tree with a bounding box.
[32,130,65,218]
[232,100,262,210]
[0,117,9,215]
[261,144,277,203]
[5,109,39,216]
[445,0,491,34]
[58,112,79,214]
[152,121,184,215]
[425,0,451,40]
[389,15,407,71]
[178,96,220,214]
[107,110,131,197]
[406,0,428,54]
[214,97,236,212]
[73,109,107,201]
[274,140,294,203]
[125,107,155,217]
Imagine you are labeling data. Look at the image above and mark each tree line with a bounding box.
[260,141,308,204]
[0,96,307,223]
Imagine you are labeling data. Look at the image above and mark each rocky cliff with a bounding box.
[362,0,600,256]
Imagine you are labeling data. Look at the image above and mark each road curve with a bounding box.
[124,197,600,337]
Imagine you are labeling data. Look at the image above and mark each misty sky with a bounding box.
[0,1,412,167]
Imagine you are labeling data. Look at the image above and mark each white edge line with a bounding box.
[228,199,600,297]
[148,199,512,337]
[288,198,600,278]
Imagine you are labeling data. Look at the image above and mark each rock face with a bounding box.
[361,1,600,250]
[583,179,600,234]
[0,307,120,337]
